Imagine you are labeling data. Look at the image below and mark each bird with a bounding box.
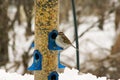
[55,32,76,49]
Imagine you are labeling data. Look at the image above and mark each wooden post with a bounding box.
[34,0,59,80]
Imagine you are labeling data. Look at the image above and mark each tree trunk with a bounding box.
[112,6,120,54]
[115,6,120,31]
[111,33,120,54]
[35,0,59,80]
[0,0,9,66]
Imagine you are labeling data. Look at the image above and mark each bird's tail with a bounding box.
[72,44,76,49]
[72,44,79,51]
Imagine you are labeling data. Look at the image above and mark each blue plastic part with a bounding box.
[28,50,42,71]
[48,71,59,80]
[31,41,35,48]
[48,30,63,50]
[58,51,65,68]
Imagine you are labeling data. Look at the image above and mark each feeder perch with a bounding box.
[58,52,65,68]
[48,30,63,50]
[31,41,35,48]
[28,50,42,71]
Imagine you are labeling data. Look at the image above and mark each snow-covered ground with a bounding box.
[0,69,33,80]
[59,68,107,80]
[0,68,108,80]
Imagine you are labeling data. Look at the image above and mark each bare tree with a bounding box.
[0,0,9,66]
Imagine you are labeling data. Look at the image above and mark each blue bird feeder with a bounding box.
[48,30,63,50]
[28,50,42,71]
[31,41,35,48]
[48,71,59,80]
[58,52,65,68]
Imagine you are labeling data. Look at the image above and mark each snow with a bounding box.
[59,68,107,80]
[0,68,107,80]
[7,5,17,21]
[0,69,34,80]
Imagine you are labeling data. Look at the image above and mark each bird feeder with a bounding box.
[32,0,60,80]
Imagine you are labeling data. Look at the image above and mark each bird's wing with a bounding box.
[62,34,72,44]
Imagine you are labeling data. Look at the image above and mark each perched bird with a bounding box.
[55,32,76,49]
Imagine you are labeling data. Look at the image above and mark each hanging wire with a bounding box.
[71,0,80,70]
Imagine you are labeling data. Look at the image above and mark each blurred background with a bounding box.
[0,0,120,79]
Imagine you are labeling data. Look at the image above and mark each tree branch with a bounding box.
[73,20,99,42]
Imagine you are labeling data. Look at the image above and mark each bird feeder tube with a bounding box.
[34,0,59,80]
